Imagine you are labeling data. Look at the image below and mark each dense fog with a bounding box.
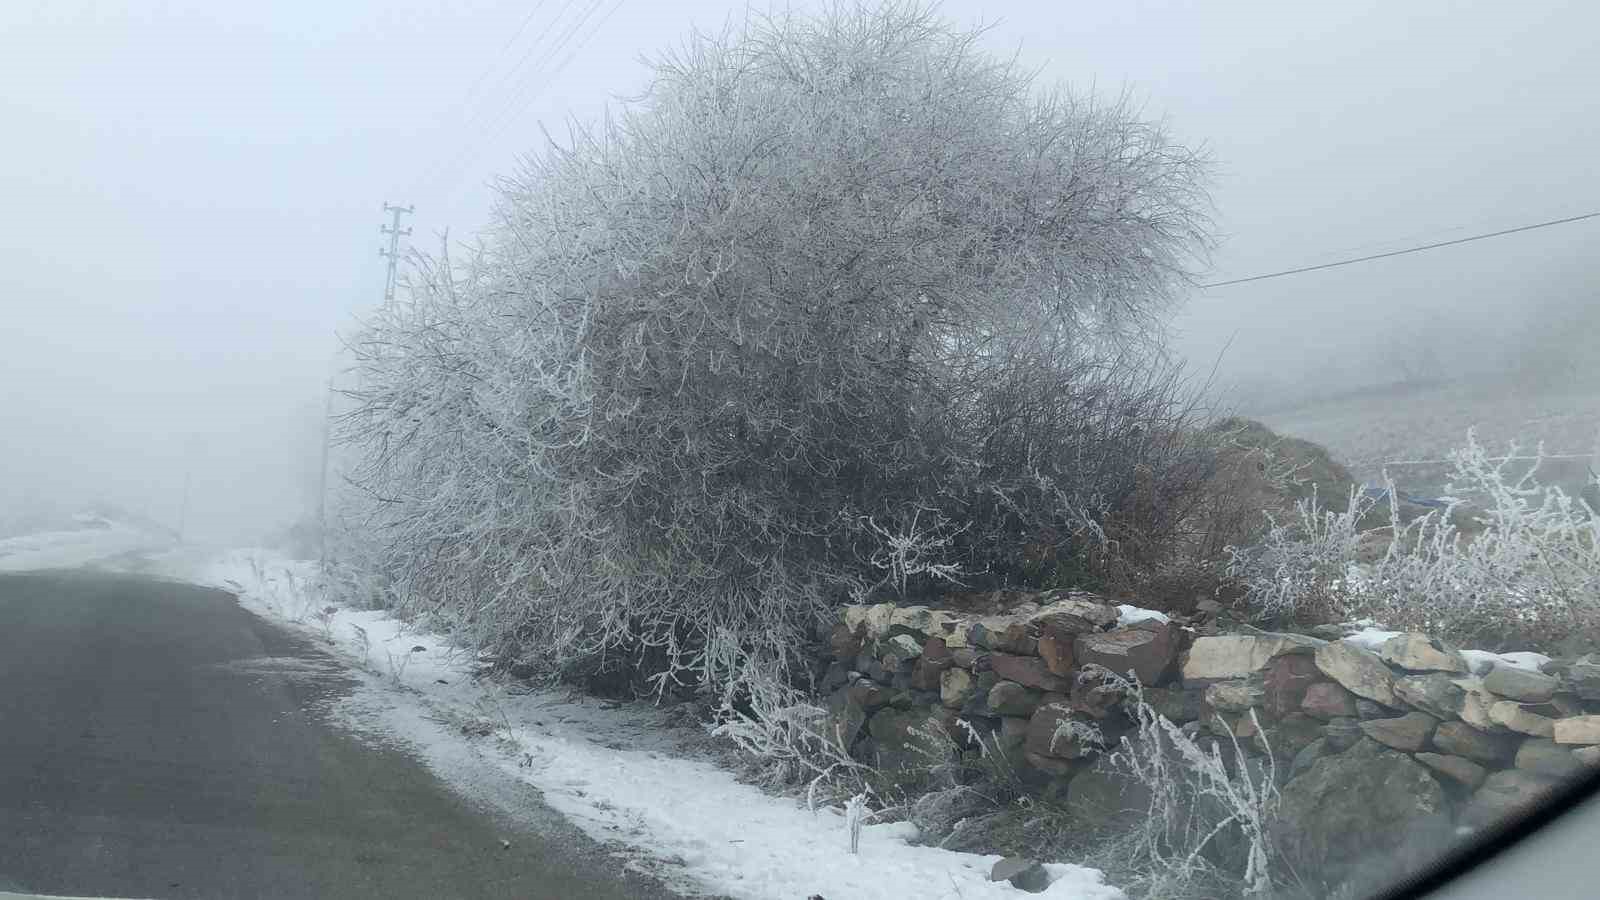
[3,0,1596,543]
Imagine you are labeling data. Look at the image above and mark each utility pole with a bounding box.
[177,468,192,544]
[317,380,333,568]
[378,201,414,302]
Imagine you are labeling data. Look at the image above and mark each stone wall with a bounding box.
[823,590,1600,881]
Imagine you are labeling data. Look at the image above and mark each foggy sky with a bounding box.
[3,0,1597,542]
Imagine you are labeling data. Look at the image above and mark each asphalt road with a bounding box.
[0,570,677,900]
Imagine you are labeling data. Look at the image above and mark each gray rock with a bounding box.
[867,707,954,771]
[1394,672,1467,720]
[1482,663,1558,703]
[1460,769,1566,830]
[1413,752,1487,790]
[1275,739,1446,873]
[1360,712,1438,752]
[1315,641,1397,706]
[940,667,977,709]
[1561,657,1600,701]
[990,857,1052,893]
[1356,698,1396,720]
[1514,737,1588,779]
[1431,721,1519,765]
[1075,625,1180,686]
[1552,715,1600,745]
[989,653,1072,693]
[1065,766,1152,832]
[988,680,1043,717]
[1205,678,1267,713]
[1181,633,1323,684]
[1302,681,1360,719]
[1489,700,1556,737]
[1254,712,1327,759]
[879,633,924,669]
[1142,685,1205,724]
[1291,738,1330,779]
[1323,717,1364,752]
[1379,633,1468,673]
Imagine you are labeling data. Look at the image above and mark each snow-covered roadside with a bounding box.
[0,515,174,572]
[148,546,1125,900]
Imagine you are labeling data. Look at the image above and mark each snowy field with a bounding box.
[0,514,174,572]
[1261,378,1599,492]
[125,546,1127,900]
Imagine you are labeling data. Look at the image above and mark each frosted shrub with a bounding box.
[1229,430,1600,647]
[1224,486,1375,625]
[1099,678,1280,898]
[332,2,1214,710]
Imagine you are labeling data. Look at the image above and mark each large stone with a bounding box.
[1515,738,1588,779]
[1561,657,1600,700]
[1314,641,1397,706]
[1323,717,1364,752]
[1453,677,1501,730]
[827,622,863,660]
[867,707,954,771]
[879,633,924,669]
[1552,715,1600,745]
[990,857,1052,894]
[1360,712,1438,752]
[940,667,977,709]
[959,671,1003,717]
[1378,632,1467,673]
[1181,633,1324,684]
[1074,625,1180,686]
[1275,739,1446,873]
[989,653,1072,693]
[1065,767,1153,832]
[972,619,1037,655]
[1574,746,1600,767]
[909,638,953,691]
[1025,704,1106,760]
[824,686,870,749]
[1461,769,1566,829]
[1414,752,1487,790]
[1037,632,1074,676]
[1254,712,1326,758]
[1069,667,1128,720]
[1264,653,1321,717]
[1204,678,1266,713]
[988,680,1044,717]
[1302,681,1360,719]
[1291,738,1330,779]
[1432,721,1519,765]
[1489,701,1556,737]
[1482,663,1559,703]
[1142,685,1205,725]
[1028,597,1120,635]
[1394,672,1467,720]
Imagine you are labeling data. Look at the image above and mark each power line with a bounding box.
[1201,209,1600,289]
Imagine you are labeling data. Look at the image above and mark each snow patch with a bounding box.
[1116,604,1170,627]
[151,547,1126,900]
[0,519,172,572]
[1341,627,1402,651]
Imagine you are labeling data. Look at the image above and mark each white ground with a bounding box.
[0,515,172,572]
[91,545,1124,900]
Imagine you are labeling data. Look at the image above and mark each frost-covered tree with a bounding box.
[333,2,1214,702]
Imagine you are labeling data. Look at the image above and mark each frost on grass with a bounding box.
[1094,678,1280,898]
[1228,429,1600,648]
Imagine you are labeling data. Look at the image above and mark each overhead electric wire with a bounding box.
[1200,209,1600,289]
[408,0,589,199]
[415,0,614,203]
[424,0,622,204]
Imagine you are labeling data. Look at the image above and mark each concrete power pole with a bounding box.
[378,202,414,302]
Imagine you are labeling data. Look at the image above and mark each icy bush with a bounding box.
[330,2,1215,705]
[1228,430,1600,647]
[1097,678,1280,898]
